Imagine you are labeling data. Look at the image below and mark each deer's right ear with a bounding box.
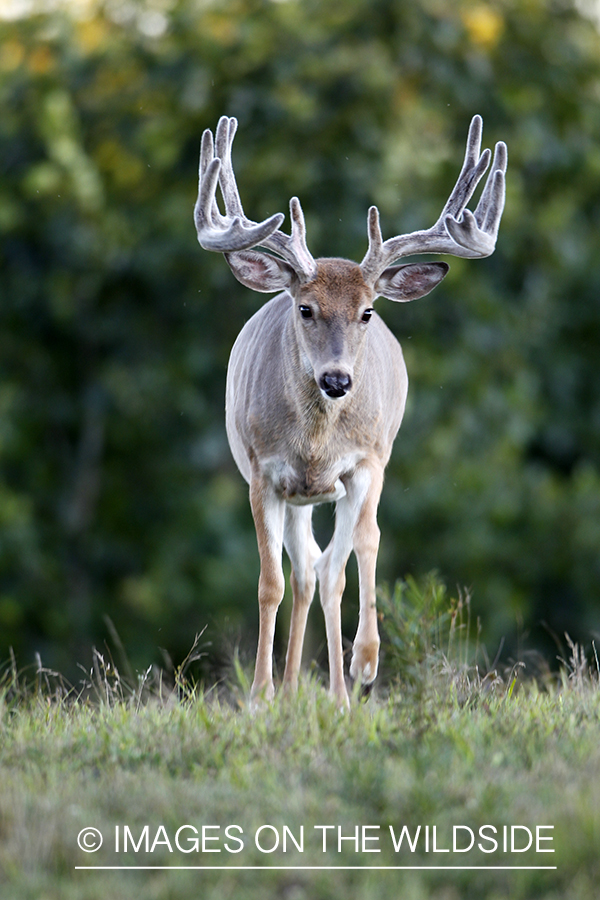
[224,250,296,293]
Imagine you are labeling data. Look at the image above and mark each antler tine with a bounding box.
[215,115,245,220]
[366,205,384,252]
[194,116,285,254]
[194,128,220,234]
[360,115,507,285]
[437,115,491,222]
[475,139,507,231]
[259,196,317,281]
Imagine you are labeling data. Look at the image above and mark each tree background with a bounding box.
[0,0,599,679]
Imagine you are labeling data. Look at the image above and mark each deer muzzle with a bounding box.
[319,370,353,399]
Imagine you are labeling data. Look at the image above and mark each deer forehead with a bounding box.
[298,259,373,318]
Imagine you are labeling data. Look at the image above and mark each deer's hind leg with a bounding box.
[282,503,321,692]
[315,496,355,707]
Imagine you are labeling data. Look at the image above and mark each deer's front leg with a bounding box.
[249,474,286,702]
[349,462,384,686]
[282,504,320,692]
[315,464,378,707]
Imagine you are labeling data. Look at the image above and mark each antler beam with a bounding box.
[360,116,507,285]
[194,116,317,281]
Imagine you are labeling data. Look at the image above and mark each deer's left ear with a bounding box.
[374,262,449,302]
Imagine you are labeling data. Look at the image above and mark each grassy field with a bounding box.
[1,578,599,900]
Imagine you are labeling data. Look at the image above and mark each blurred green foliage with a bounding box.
[1,0,599,676]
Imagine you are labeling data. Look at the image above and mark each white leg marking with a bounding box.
[282,504,321,690]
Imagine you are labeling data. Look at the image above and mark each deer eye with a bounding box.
[361,308,373,323]
[299,305,313,319]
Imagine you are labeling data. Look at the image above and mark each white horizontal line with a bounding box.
[75,865,558,871]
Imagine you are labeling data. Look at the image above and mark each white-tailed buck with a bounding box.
[195,115,507,706]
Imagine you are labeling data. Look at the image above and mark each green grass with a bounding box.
[1,577,599,900]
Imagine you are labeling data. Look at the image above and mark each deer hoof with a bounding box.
[349,641,379,685]
[249,679,275,710]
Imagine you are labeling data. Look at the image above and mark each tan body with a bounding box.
[226,274,406,497]
[226,265,406,701]
[195,115,506,706]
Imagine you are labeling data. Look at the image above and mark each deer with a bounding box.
[194,114,507,707]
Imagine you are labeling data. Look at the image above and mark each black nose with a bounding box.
[319,371,352,398]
